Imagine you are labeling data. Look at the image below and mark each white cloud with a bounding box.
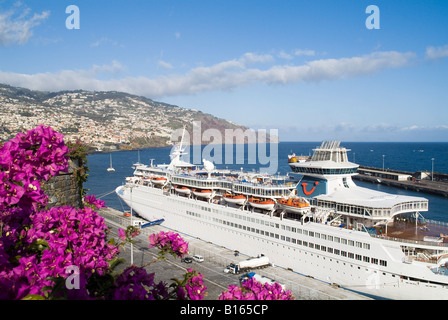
[158,60,174,70]
[425,44,448,60]
[278,50,293,60]
[90,37,123,48]
[294,49,315,57]
[0,51,415,98]
[0,3,50,46]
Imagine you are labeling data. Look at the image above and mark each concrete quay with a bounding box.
[99,207,372,300]
[354,166,448,198]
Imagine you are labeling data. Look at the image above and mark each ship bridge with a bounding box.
[289,141,359,177]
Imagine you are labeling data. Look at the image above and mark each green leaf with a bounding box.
[22,294,45,300]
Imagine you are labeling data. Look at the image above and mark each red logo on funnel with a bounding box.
[301,181,319,196]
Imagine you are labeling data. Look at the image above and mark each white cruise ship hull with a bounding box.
[116,184,448,300]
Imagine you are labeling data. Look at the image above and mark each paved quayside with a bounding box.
[99,207,372,300]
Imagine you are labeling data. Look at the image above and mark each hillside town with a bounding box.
[0,85,245,151]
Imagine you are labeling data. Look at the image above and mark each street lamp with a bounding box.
[382,155,385,171]
[431,158,435,182]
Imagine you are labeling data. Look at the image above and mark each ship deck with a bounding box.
[374,219,448,244]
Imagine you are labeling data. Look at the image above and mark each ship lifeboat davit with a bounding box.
[174,185,191,195]
[277,197,310,213]
[223,193,246,205]
[248,198,275,210]
[192,189,214,199]
[151,177,167,185]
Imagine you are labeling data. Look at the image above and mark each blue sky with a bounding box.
[0,0,447,142]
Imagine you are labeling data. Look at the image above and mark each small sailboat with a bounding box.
[107,153,115,172]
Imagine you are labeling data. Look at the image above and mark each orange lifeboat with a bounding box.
[248,198,275,210]
[278,197,310,212]
[174,185,191,195]
[223,193,246,205]
[192,189,213,199]
[151,176,167,185]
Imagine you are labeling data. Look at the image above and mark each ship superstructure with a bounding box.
[116,140,448,299]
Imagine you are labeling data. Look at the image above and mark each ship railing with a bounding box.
[425,219,448,228]
[370,233,448,248]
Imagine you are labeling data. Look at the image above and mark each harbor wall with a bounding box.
[43,159,83,208]
[353,165,448,198]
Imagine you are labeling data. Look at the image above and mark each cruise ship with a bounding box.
[116,140,448,300]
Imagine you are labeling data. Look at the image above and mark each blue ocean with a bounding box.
[85,142,448,222]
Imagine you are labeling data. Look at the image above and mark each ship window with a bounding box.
[356,254,362,261]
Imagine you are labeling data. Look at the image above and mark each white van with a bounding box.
[192,254,204,262]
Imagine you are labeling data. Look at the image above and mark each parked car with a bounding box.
[192,254,204,262]
[181,257,192,263]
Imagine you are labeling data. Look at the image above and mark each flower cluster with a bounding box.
[219,278,294,300]
[0,126,120,299]
[0,125,68,213]
[109,265,168,300]
[0,198,120,299]
[149,230,189,258]
[184,268,207,300]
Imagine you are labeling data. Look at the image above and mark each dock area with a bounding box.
[99,207,372,300]
[354,165,448,197]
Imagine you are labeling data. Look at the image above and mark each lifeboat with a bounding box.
[151,177,167,185]
[277,197,310,213]
[174,185,191,195]
[192,189,214,199]
[223,193,246,206]
[248,198,275,210]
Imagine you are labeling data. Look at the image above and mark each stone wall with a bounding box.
[44,159,83,209]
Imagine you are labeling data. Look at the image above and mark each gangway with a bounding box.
[140,219,164,228]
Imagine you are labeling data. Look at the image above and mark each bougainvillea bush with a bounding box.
[0,125,292,300]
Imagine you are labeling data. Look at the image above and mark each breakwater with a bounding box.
[353,165,448,198]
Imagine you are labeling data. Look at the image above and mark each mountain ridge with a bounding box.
[0,83,257,150]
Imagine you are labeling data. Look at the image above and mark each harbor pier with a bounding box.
[354,165,448,198]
